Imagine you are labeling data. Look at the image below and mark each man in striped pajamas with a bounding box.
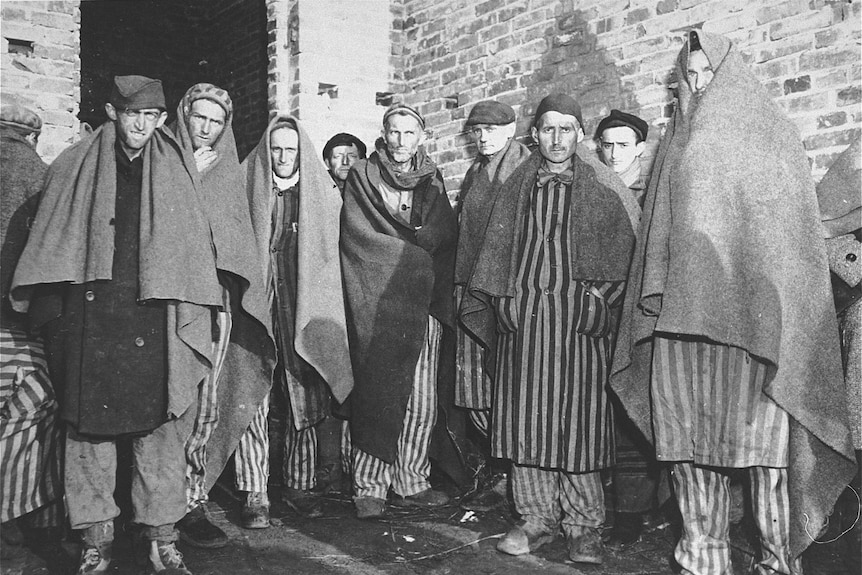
[340,103,458,519]
[611,31,856,575]
[461,93,639,565]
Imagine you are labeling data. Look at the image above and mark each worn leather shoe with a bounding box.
[567,527,603,564]
[147,540,191,574]
[76,543,112,574]
[241,492,271,529]
[496,520,556,555]
[390,488,450,508]
[176,505,228,549]
[354,496,386,519]
[282,487,323,518]
[460,474,508,512]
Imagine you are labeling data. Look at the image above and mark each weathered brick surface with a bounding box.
[1,1,81,162]
[396,0,861,189]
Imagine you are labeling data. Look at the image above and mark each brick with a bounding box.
[780,91,829,114]
[656,0,678,15]
[812,69,848,89]
[755,0,809,25]
[799,48,858,71]
[703,12,758,35]
[803,128,860,151]
[1,6,27,21]
[814,28,840,49]
[475,0,504,17]
[621,35,668,60]
[498,3,527,23]
[754,39,812,63]
[31,10,76,30]
[46,1,78,16]
[817,111,847,129]
[769,8,833,41]
[755,57,798,80]
[814,150,845,170]
[783,75,810,94]
[626,7,651,25]
[837,86,862,106]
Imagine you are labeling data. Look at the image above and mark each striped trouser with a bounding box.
[184,311,232,510]
[672,463,800,575]
[234,395,270,493]
[0,327,63,525]
[278,396,318,491]
[511,463,605,537]
[468,409,490,438]
[353,317,441,500]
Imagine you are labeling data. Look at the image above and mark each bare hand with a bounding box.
[194,146,218,173]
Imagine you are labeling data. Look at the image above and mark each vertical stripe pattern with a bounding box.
[184,310,232,510]
[491,177,620,472]
[468,409,489,438]
[281,402,318,491]
[651,337,790,467]
[1,327,62,523]
[511,463,604,534]
[750,467,799,574]
[235,395,270,492]
[672,463,733,575]
[455,285,491,410]
[353,317,441,499]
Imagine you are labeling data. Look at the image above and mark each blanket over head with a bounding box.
[340,142,457,463]
[454,138,531,286]
[610,30,855,559]
[10,122,222,419]
[459,146,638,377]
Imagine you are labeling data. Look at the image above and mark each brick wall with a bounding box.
[396,0,861,194]
[1,0,81,163]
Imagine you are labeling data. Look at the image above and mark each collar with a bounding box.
[537,162,574,187]
[273,170,299,191]
[617,157,643,189]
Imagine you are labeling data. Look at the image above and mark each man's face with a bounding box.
[384,114,424,165]
[600,126,645,174]
[105,103,166,159]
[470,123,514,157]
[187,99,226,150]
[270,127,299,179]
[686,50,714,97]
[531,111,583,167]
[326,144,361,181]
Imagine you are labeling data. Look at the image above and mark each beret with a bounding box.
[596,109,649,142]
[383,103,425,130]
[0,104,42,134]
[110,75,166,111]
[466,100,516,126]
[322,132,367,161]
[533,93,583,131]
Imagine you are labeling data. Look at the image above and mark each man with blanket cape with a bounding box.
[610,30,856,575]
[169,84,275,545]
[455,100,530,512]
[460,93,639,565]
[239,114,353,522]
[340,103,458,519]
[10,75,220,575]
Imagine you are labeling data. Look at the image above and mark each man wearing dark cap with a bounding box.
[0,103,64,549]
[11,75,224,574]
[340,103,457,519]
[455,100,529,511]
[461,93,638,565]
[611,30,855,574]
[170,84,275,544]
[596,109,649,206]
[323,132,366,193]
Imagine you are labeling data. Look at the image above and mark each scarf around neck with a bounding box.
[373,137,437,191]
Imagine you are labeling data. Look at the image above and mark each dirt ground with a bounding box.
[3,477,859,575]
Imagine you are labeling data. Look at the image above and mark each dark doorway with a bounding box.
[79,0,268,158]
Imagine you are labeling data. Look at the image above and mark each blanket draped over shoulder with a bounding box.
[460,147,639,376]
[609,31,856,559]
[340,144,457,463]
[10,123,222,420]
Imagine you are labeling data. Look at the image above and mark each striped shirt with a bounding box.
[490,175,624,472]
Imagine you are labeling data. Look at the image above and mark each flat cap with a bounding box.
[323,132,367,161]
[466,101,516,126]
[533,93,583,131]
[110,75,166,111]
[596,109,649,142]
[0,104,42,134]
[383,103,425,130]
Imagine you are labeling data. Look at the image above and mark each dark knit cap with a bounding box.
[383,103,425,130]
[322,132,367,161]
[533,93,583,130]
[596,109,649,142]
[110,75,166,111]
[0,104,42,134]
[466,101,516,126]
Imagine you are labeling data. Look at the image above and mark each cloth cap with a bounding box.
[110,75,166,111]
[466,101,516,127]
[533,93,583,131]
[383,103,425,130]
[0,104,42,134]
[322,132,367,161]
[182,83,232,120]
[596,109,649,142]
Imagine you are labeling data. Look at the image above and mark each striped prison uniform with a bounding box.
[353,317,442,500]
[652,336,795,574]
[454,285,491,438]
[490,175,622,531]
[1,327,63,525]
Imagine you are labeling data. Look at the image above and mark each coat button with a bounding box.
[847,253,857,262]
[134,337,145,347]
[271,247,278,253]
[85,290,95,302]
